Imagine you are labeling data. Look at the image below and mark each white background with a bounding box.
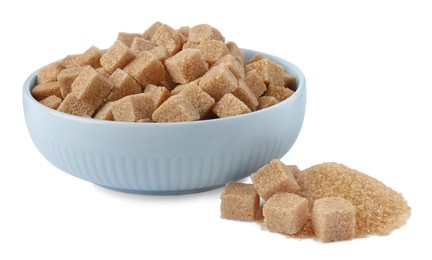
[1,0,431,259]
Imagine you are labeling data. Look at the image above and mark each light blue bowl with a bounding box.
[22,49,306,195]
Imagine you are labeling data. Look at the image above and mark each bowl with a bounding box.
[22,49,306,195]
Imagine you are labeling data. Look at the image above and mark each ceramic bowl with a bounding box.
[23,49,306,195]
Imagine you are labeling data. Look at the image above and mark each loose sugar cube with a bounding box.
[32,81,61,101]
[130,37,155,52]
[159,72,176,90]
[286,165,301,179]
[107,68,142,101]
[312,197,356,242]
[57,66,88,98]
[112,93,156,122]
[196,40,229,66]
[143,21,162,40]
[100,40,137,74]
[165,48,208,84]
[57,93,95,117]
[214,54,245,79]
[94,102,114,120]
[117,32,144,47]
[263,192,309,235]
[152,95,200,123]
[188,24,225,43]
[258,96,278,110]
[37,62,64,84]
[265,83,294,102]
[40,95,62,109]
[232,79,259,111]
[71,66,113,109]
[220,182,259,221]
[199,65,238,101]
[177,83,215,119]
[251,159,299,200]
[212,93,251,118]
[226,41,244,64]
[151,24,183,56]
[124,51,166,86]
[245,70,267,98]
[143,84,171,107]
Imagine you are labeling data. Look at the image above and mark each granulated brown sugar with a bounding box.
[293,162,410,237]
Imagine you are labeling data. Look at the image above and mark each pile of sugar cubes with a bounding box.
[220,160,357,242]
[32,22,297,122]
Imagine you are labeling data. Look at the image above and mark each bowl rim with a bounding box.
[23,48,306,127]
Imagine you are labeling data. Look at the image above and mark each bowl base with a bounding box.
[97,184,225,195]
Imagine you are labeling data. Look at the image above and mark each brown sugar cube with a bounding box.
[143,84,171,107]
[112,93,156,122]
[176,83,215,119]
[245,58,285,86]
[71,66,113,109]
[96,67,110,77]
[151,24,183,56]
[213,54,245,79]
[39,95,62,109]
[57,66,88,98]
[286,165,301,179]
[312,197,356,242]
[143,21,162,40]
[32,81,61,101]
[94,102,114,120]
[123,51,166,86]
[137,118,152,123]
[182,41,199,49]
[265,83,294,102]
[199,65,238,101]
[188,24,225,43]
[130,37,156,53]
[212,93,251,118]
[57,93,95,117]
[251,159,300,200]
[165,48,208,84]
[258,96,278,110]
[61,54,81,68]
[245,70,267,98]
[226,41,244,64]
[263,192,309,235]
[283,73,297,90]
[152,95,199,123]
[107,69,142,101]
[177,26,190,38]
[37,62,64,84]
[100,40,137,74]
[196,40,229,66]
[147,46,170,63]
[220,182,259,221]
[159,71,176,91]
[76,46,102,68]
[246,54,266,65]
[232,79,259,111]
[117,32,144,47]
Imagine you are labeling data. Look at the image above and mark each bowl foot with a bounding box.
[97,184,225,195]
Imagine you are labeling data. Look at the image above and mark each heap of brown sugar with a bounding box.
[220,161,410,242]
